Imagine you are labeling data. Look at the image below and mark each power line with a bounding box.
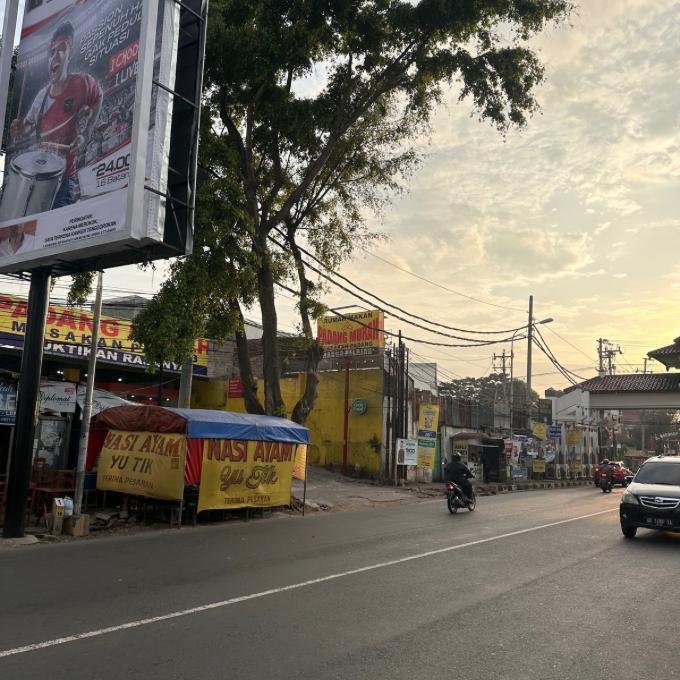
[543,325,597,363]
[358,248,525,312]
[270,242,528,347]
[271,228,525,335]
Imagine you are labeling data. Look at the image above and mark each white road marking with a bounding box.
[0,508,616,659]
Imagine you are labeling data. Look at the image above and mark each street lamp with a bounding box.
[509,317,553,435]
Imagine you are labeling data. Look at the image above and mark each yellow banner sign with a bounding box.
[531,423,547,441]
[317,310,384,357]
[569,461,582,472]
[533,459,546,473]
[96,430,186,500]
[417,403,440,470]
[292,444,308,481]
[0,293,209,371]
[567,428,580,445]
[198,440,295,512]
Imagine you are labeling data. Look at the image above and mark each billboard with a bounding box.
[317,310,384,358]
[0,0,203,274]
[0,292,210,375]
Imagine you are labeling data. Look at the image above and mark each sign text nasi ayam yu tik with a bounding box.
[97,430,186,501]
[198,439,300,512]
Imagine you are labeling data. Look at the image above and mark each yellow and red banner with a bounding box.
[198,440,296,512]
[317,309,384,358]
[0,292,210,374]
[96,430,186,500]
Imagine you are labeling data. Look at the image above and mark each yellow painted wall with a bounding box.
[192,368,385,474]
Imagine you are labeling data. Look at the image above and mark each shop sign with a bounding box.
[569,461,582,472]
[317,310,384,357]
[0,292,210,375]
[512,466,528,480]
[198,439,296,512]
[396,438,418,466]
[96,430,186,500]
[531,423,547,441]
[351,398,368,415]
[40,380,77,414]
[549,426,562,439]
[567,428,580,445]
[227,378,244,398]
[0,380,17,425]
[533,459,546,473]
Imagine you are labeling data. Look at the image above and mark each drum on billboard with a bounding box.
[0,150,65,222]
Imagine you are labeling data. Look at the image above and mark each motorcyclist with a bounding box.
[445,452,474,502]
[599,458,614,484]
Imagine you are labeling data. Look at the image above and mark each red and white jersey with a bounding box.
[25,73,102,177]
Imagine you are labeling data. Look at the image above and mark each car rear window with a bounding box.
[634,462,680,485]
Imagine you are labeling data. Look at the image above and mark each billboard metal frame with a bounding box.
[0,0,208,275]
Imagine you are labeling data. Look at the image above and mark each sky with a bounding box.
[1,0,679,394]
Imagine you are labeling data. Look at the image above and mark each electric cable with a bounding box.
[271,227,526,335]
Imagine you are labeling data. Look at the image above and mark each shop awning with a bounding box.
[94,405,309,445]
[169,408,309,444]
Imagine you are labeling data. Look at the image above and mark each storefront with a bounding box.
[88,406,309,516]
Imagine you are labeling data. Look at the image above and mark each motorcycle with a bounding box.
[597,470,613,493]
[446,481,476,513]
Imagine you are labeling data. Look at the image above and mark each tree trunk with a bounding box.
[291,339,323,424]
[229,299,265,415]
[255,239,285,416]
[288,224,323,425]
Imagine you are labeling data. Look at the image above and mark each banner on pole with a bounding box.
[417,404,439,470]
[198,439,295,512]
[96,429,186,500]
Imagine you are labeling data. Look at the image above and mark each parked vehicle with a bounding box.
[593,460,632,486]
[620,456,680,538]
[610,461,633,486]
[446,481,476,513]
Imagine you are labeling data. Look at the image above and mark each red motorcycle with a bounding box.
[596,469,612,493]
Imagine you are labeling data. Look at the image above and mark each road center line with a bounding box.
[0,508,616,659]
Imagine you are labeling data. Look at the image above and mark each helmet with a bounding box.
[601,459,610,465]
[451,452,461,462]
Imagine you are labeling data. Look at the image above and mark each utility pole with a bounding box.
[3,268,51,538]
[178,357,193,408]
[597,338,622,376]
[74,270,103,516]
[342,356,351,475]
[526,295,534,429]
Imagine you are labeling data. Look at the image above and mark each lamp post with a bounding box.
[509,317,553,435]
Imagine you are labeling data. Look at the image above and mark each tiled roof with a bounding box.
[648,342,680,357]
[566,373,680,394]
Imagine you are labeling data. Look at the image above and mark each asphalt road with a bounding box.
[1,487,678,680]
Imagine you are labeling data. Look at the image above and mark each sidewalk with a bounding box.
[292,467,596,511]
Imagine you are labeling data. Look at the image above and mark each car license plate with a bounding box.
[645,517,672,527]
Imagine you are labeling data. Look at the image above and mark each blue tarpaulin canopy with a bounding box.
[94,405,309,445]
[168,409,310,444]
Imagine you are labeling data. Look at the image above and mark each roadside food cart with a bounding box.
[88,406,309,523]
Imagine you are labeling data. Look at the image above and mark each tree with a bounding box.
[440,373,539,429]
[79,0,573,423]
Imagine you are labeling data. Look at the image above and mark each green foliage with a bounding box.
[113,1,571,419]
[440,373,539,408]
